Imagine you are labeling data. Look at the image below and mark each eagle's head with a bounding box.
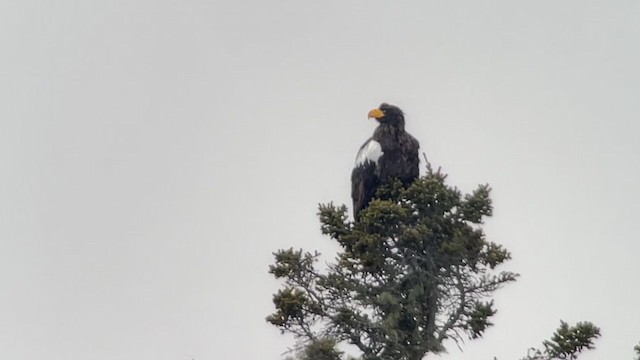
[368,103,405,128]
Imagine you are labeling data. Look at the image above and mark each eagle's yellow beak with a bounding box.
[367,108,385,119]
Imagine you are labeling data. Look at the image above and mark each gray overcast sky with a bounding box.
[1,1,639,359]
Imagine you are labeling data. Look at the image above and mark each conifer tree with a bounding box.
[518,321,600,360]
[267,163,600,360]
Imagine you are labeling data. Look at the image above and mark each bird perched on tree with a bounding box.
[351,103,420,220]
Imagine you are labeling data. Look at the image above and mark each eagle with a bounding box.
[351,103,420,220]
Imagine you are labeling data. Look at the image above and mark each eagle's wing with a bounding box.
[351,139,383,219]
[404,133,420,182]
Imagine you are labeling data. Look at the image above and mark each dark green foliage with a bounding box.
[466,301,496,339]
[542,321,600,359]
[268,163,518,359]
[519,322,601,360]
[285,338,359,360]
[635,342,640,360]
[299,338,343,360]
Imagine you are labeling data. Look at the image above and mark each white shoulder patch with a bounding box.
[354,140,383,167]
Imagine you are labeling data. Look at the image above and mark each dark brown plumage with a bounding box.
[351,103,420,220]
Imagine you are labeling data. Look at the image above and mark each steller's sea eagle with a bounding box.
[351,103,420,220]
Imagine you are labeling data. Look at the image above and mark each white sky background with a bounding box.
[1,1,639,359]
